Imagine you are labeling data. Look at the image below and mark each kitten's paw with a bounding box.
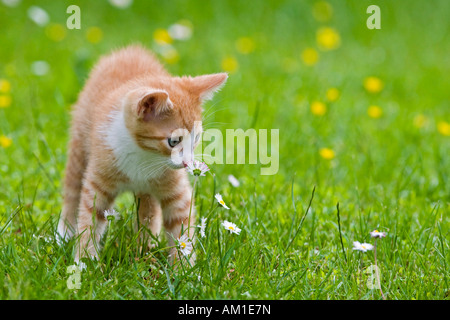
[56,219,75,246]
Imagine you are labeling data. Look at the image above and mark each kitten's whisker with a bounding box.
[138,159,169,173]
[145,162,170,179]
[202,104,227,122]
[137,160,169,176]
[202,98,224,119]
[202,105,228,122]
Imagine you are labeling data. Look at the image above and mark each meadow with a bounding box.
[0,0,449,300]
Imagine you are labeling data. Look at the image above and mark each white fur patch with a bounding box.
[101,110,170,191]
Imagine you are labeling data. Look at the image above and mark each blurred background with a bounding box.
[0,0,449,300]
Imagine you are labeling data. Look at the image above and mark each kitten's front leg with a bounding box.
[75,174,116,263]
[137,193,162,248]
[159,178,196,265]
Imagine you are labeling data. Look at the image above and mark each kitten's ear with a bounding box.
[190,73,228,102]
[135,90,173,121]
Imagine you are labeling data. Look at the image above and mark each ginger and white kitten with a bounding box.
[57,45,227,264]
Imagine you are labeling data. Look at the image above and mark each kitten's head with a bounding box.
[123,73,227,169]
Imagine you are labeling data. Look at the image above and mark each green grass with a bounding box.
[0,0,449,300]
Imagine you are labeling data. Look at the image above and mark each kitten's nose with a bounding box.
[182,161,188,168]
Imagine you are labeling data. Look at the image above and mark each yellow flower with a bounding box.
[437,121,450,136]
[326,88,339,102]
[301,48,319,66]
[45,23,66,42]
[312,1,333,22]
[320,148,335,160]
[236,37,255,54]
[0,79,11,93]
[413,114,428,128]
[368,105,383,118]
[364,76,383,93]
[86,27,103,44]
[153,28,173,45]
[0,95,12,108]
[310,101,327,116]
[0,135,12,148]
[221,56,239,73]
[316,27,340,51]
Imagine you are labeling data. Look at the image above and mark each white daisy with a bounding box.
[177,234,193,257]
[31,61,49,76]
[2,0,21,8]
[215,193,230,209]
[104,209,120,221]
[27,6,49,27]
[352,241,374,252]
[197,217,207,238]
[108,0,133,9]
[168,23,192,41]
[222,220,241,235]
[227,174,240,187]
[185,160,210,177]
[370,230,386,239]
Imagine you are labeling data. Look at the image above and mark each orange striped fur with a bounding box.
[57,45,227,264]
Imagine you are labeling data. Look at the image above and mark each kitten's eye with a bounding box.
[195,133,201,143]
[168,136,183,147]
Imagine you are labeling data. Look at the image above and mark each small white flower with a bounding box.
[31,61,49,76]
[222,220,241,235]
[352,241,374,252]
[27,6,49,27]
[215,193,230,209]
[2,0,21,8]
[108,0,133,9]
[104,209,120,221]
[185,160,210,177]
[370,230,386,239]
[168,23,192,41]
[177,234,193,257]
[227,174,240,187]
[197,217,207,238]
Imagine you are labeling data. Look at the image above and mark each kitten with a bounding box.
[57,45,227,264]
